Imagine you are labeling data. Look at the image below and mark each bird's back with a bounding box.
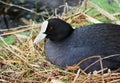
[45,23,120,72]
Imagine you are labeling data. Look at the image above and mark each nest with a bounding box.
[0,0,120,83]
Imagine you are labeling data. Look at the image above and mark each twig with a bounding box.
[83,54,120,72]
[87,1,117,20]
[0,60,21,64]
[0,24,40,36]
[82,12,102,23]
[72,69,81,83]
[0,24,40,32]
[113,12,120,16]
[102,54,120,60]
[64,10,102,23]
[76,56,101,69]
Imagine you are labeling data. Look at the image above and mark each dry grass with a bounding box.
[0,1,120,83]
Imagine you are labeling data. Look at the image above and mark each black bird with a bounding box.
[34,18,120,73]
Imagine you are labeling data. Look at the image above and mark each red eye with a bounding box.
[49,27,53,31]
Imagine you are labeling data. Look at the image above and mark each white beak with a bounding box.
[33,21,48,44]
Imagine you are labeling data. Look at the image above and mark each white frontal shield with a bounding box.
[33,21,48,44]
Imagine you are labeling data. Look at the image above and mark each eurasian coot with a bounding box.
[34,18,120,73]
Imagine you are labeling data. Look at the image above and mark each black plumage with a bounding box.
[34,18,120,73]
